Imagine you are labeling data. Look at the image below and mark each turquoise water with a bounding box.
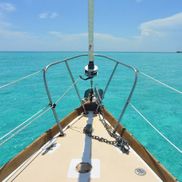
[0,52,181,181]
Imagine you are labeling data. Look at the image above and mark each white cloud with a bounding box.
[50,12,59,19]
[39,12,59,19]
[0,20,11,28]
[39,12,48,19]
[49,32,87,40]
[0,18,41,51]
[47,32,134,51]
[0,3,16,13]
[0,25,27,38]
[36,12,182,51]
[136,0,143,3]
[0,24,32,43]
[133,12,182,51]
[48,32,87,50]
[140,12,182,37]
[0,12,182,51]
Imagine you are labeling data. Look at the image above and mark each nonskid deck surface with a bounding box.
[5,113,161,182]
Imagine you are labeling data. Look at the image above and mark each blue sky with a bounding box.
[0,0,182,51]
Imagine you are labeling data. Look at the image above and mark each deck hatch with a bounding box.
[76,162,92,173]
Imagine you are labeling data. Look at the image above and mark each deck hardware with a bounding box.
[42,143,57,155]
[135,168,146,176]
[76,162,92,173]
[84,64,98,78]
[83,124,93,135]
[48,103,56,109]
[50,103,56,109]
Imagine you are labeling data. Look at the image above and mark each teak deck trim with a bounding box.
[0,106,177,181]
[102,108,177,182]
[0,107,83,181]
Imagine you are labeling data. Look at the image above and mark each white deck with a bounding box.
[5,113,161,182]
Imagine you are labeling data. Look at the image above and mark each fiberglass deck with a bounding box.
[5,113,161,182]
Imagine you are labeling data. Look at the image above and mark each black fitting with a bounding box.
[88,61,94,70]
[52,103,56,108]
[83,124,93,135]
[49,103,57,109]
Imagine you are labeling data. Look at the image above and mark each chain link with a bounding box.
[86,133,117,145]
[83,111,130,154]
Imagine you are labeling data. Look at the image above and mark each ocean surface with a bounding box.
[0,51,181,181]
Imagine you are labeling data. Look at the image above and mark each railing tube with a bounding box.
[43,69,64,136]
[65,61,86,113]
[113,68,138,133]
[103,62,119,98]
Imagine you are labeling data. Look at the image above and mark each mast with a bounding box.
[88,0,94,67]
[85,0,98,78]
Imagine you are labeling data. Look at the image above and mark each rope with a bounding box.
[0,78,80,146]
[140,71,182,94]
[55,77,81,104]
[0,70,42,90]
[0,106,50,147]
[130,103,182,154]
[0,106,48,142]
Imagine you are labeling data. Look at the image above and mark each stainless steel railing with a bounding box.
[43,54,138,135]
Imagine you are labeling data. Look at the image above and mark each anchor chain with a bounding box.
[83,112,130,154]
[99,112,130,154]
